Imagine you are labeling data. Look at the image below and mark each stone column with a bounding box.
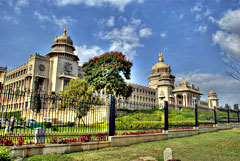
[182,93,186,107]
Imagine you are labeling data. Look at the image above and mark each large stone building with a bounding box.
[0,28,219,109]
[0,28,83,93]
[127,53,219,109]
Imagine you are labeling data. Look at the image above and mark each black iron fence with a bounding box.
[0,87,109,145]
[113,97,240,134]
[0,87,239,145]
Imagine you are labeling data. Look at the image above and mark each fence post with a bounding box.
[0,85,3,127]
[108,94,115,136]
[214,106,217,126]
[227,109,230,124]
[194,102,198,129]
[164,101,168,132]
[238,110,240,123]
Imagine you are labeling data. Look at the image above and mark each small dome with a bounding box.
[152,53,171,74]
[208,89,216,95]
[54,27,73,45]
[208,89,218,99]
[180,77,188,86]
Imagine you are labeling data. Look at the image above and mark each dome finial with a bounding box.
[158,53,163,62]
[63,27,67,35]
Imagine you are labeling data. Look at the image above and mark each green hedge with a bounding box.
[116,121,164,130]
[0,111,21,121]
[116,120,215,130]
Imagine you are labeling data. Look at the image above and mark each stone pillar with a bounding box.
[34,128,46,144]
[183,93,186,107]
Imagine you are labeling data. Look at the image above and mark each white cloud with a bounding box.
[208,16,216,23]
[213,31,240,59]
[195,14,202,21]
[14,0,29,14]
[100,26,139,42]
[203,9,211,16]
[34,11,75,28]
[216,9,240,35]
[160,31,167,38]
[106,16,115,27]
[130,18,141,26]
[179,13,184,20]
[52,15,75,29]
[190,2,202,12]
[34,11,51,21]
[195,25,207,34]
[75,45,104,65]
[212,9,240,60]
[54,0,141,12]
[175,72,240,106]
[7,0,29,15]
[2,15,19,24]
[98,18,151,59]
[139,28,152,38]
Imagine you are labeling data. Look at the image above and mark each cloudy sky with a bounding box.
[0,0,240,107]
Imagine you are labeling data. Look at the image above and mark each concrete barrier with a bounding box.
[198,127,218,133]
[168,129,198,139]
[110,133,168,147]
[10,141,111,158]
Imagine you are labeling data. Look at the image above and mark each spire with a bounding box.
[158,53,164,62]
[63,27,67,35]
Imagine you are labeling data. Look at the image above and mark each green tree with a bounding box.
[64,78,93,97]
[233,104,239,110]
[82,51,133,98]
[33,77,41,112]
[61,78,93,127]
[224,104,231,109]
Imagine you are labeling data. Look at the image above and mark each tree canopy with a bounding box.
[224,104,231,109]
[61,78,93,126]
[63,78,93,98]
[233,104,239,110]
[82,51,133,97]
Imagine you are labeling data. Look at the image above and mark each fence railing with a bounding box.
[0,87,109,145]
[0,87,239,145]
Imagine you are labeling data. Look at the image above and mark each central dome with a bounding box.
[54,27,74,45]
[152,53,171,74]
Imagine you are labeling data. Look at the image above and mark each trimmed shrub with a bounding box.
[43,122,52,128]
[0,148,11,161]
[66,121,75,127]
[116,121,164,130]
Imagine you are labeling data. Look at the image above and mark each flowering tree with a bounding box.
[82,52,133,97]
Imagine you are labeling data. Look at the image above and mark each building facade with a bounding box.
[0,29,219,109]
[0,28,83,93]
[127,53,219,109]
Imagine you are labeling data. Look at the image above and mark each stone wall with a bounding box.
[10,141,110,158]
[168,129,198,139]
[110,133,168,147]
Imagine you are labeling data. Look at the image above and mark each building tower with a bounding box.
[0,66,7,87]
[207,89,219,108]
[45,27,80,92]
[148,53,175,106]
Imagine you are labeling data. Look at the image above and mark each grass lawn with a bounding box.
[25,127,240,161]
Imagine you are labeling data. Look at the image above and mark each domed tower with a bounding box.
[148,53,175,105]
[207,89,219,108]
[46,27,79,60]
[45,27,80,92]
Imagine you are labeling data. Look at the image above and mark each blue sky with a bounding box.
[0,0,240,107]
